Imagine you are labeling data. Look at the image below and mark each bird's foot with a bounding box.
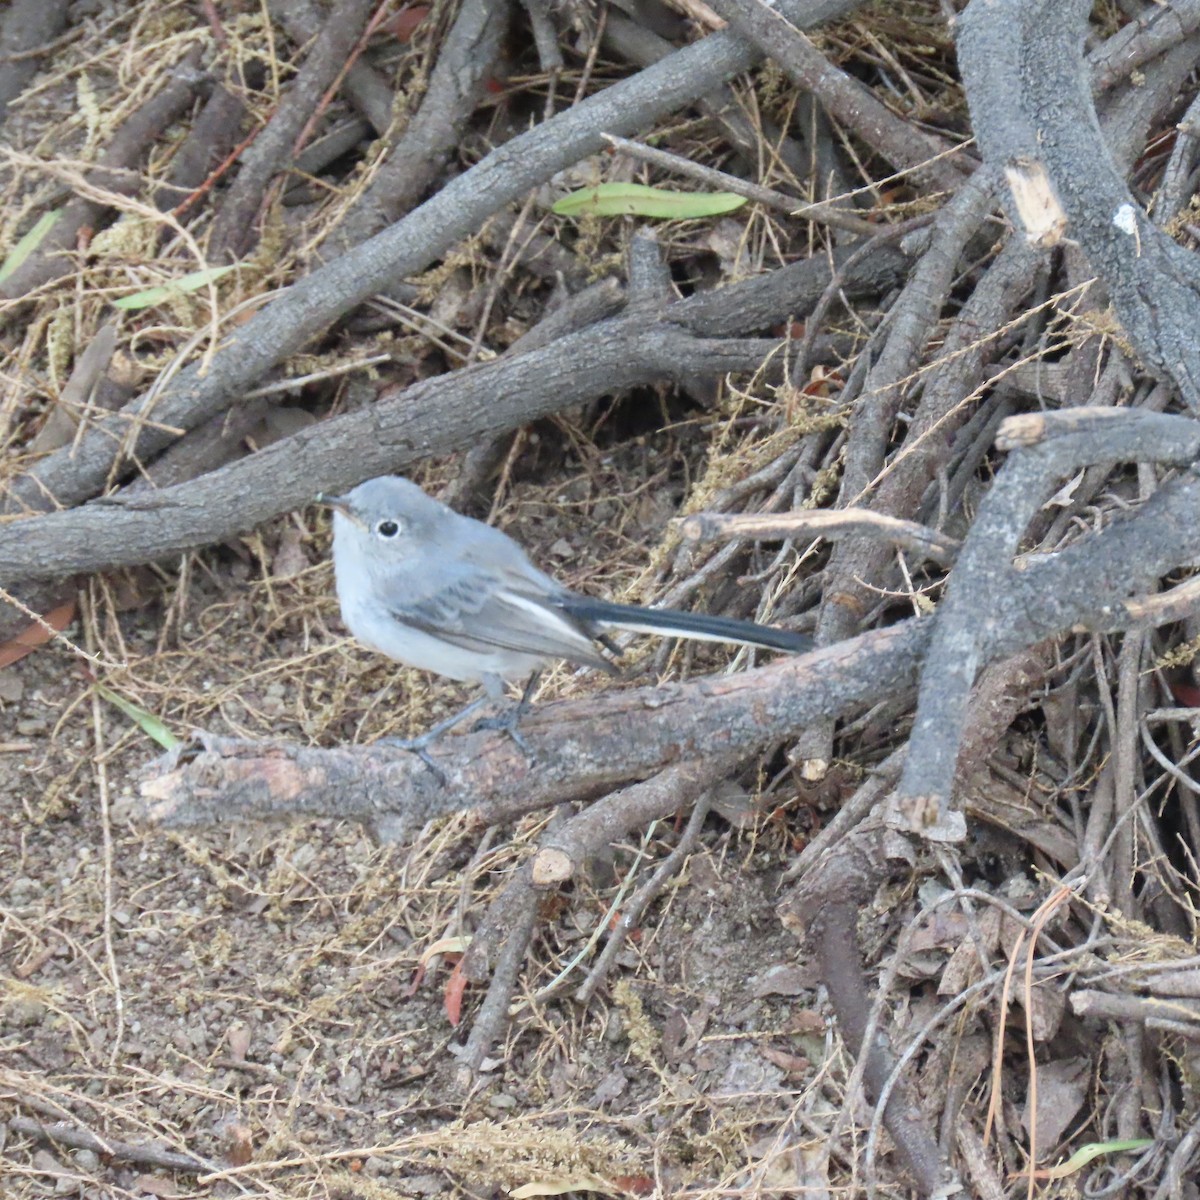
[471,705,534,760]
[377,695,492,784]
[377,730,449,784]
[469,673,539,760]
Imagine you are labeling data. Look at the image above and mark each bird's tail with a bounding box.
[553,596,813,655]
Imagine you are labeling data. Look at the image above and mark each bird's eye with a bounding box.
[375,519,401,538]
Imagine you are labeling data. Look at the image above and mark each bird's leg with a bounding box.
[470,672,541,758]
[379,693,491,782]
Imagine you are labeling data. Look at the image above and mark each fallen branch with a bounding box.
[0,47,206,301]
[0,241,909,583]
[6,1115,215,1175]
[958,0,1200,407]
[896,407,1200,826]
[680,507,961,567]
[206,0,380,258]
[131,622,930,839]
[2,26,763,518]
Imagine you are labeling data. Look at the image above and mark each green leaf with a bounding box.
[1035,1139,1153,1180]
[113,264,236,310]
[95,682,180,750]
[0,210,62,284]
[552,183,747,219]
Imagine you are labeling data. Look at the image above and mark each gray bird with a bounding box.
[319,475,811,770]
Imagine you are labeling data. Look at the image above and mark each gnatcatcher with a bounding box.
[319,476,812,770]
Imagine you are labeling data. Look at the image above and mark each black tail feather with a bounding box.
[554,595,812,655]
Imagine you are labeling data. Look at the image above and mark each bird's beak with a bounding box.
[315,492,365,527]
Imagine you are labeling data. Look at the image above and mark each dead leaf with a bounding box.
[1015,978,1066,1042]
[759,1045,810,1075]
[271,523,309,579]
[752,964,812,997]
[0,601,76,668]
[444,960,468,1026]
[222,1121,253,1167]
[1044,470,1084,508]
[510,1175,617,1197]
[1021,1056,1089,1160]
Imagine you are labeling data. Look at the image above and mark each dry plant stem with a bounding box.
[478,208,591,289]
[0,24,777,520]
[0,330,773,580]
[522,0,563,74]
[1111,631,1144,922]
[329,0,512,248]
[956,637,1050,760]
[1080,762,1116,905]
[783,746,905,882]
[456,766,716,1069]
[1123,574,1200,628]
[1098,31,1200,180]
[858,233,1040,539]
[833,232,1041,588]
[135,622,934,834]
[1156,87,1200,222]
[0,243,910,582]
[123,398,273,492]
[785,642,1050,881]
[625,229,674,311]
[273,0,396,135]
[791,222,913,381]
[958,0,1200,409]
[459,859,543,985]
[955,1122,1008,1200]
[5,1115,215,1174]
[442,279,626,511]
[1152,1119,1200,1200]
[896,408,1200,821]
[0,49,206,300]
[831,165,998,519]
[0,0,72,127]
[708,0,969,194]
[794,170,1009,767]
[503,278,625,356]
[680,507,961,566]
[533,759,723,892]
[1071,989,1200,1028]
[599,13,819,189]
[206,0,380,258]
[778,648,1055,1188]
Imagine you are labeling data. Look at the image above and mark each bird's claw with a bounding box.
[471,711,535,761]
[378,734,449,785]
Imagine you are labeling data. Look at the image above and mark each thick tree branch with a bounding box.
[0,243,909,583]
[896,407,1200,824]
[132,623,930,837]
[2,25,768,519]
[958,0,1200,408]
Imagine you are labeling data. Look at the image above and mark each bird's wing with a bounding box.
[385,558,614,672]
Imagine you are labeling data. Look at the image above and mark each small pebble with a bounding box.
[72,1150,99,1172]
